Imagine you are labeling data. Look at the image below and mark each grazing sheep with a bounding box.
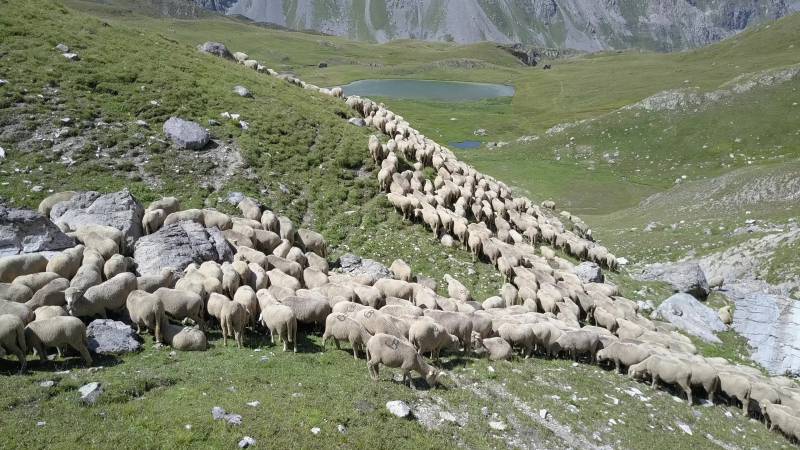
[306,252,329,274]
[24,316,91,365]
[74,231,119,259]
[146,197,180,215]
[260,210,279,233]
[323,313,372,359]
[762,403,800,441]
[0,314,27,373]
[332,301,370,315]
[81,272,138,313]
[126,290,165,343]
[483,296,505,309]
[366,333,443,389]
[46,245,85,279]
[444,274,471,303]
[354,308,406,339]
[280,296,330,327]
[162,322,207,351]
[708,276,724,290]
[220,301,247,348]
[202,209,232,230]
[422,310,473,353]
[552,330,601,362]
[374,278,413,300]
[142,209,165,234]
[353,285,383,309]
[155,288,205,330]
[498,323,535,357]
[718,371,752,414]
[237,198,262,221]
[477,336,513,361]
[390,259,413,282]
[34,305,68,321]
[629,355,693,404]
[409,319,459,360]
[25,277,69,309]
[13,271,61,293]
[267,269,301,292]
[0,253,49,283]
[164,209,204,227]
[259,303,297,352]
[596,342,652,373]
[0,299,34,324]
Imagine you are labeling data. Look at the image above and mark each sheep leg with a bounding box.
[73,343,92,366]
[6,343,26,374]
[651,375,658,389]
[352,342,358,360]
[334,338,341,350]
[615,360,621,373]
[684,384,693,404]
[742,394,750,416]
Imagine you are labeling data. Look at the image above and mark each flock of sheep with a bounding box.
[0,42,798,443]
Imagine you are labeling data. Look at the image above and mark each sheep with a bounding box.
[303,268,328,289]
[202,209,232,230]
[164,209,204,227]
[297,229,327,258]
[126,290,165,342]
[267,269,301,292]
[233,286,258,327]
[483,296,505,309]
[137,268,176,293]
[46,245,84,279]
[221,263,241,297]
[476,336,513,361]
[422,310,473,353]
[0,314,27,373]
[628,355,693,404]
[34,305,68,321]
[234,246,269,269]
[471,311,493,338]
[83,272,138,313]
[353,285,383,309]
[762,403,800,441]
[0,299,34,324]
[280,296,330,327]
[0,253,49,283]
[207,293,230,321]
[155,288,205,330]
[24,316,91,365]
[593,306,618,333]
[25,277,69,309]
[13,271,61,293]
[142,209,165,234]
[374,278,413,300]
[260,210,279,233]
[38,191,76,217]
[332,301,370,315]
[306,252,329,274]
[0,282,34,303]
[596,342,652,373]
[718,305,733,325]
[552,330,601,362]
[323,313,372,359]
[220,301,247,348]
[498,323,535,357]
[103,254,130,280]
[277,216,296,244]
[409,319,459,360]
[237,198,262,221]
[146,196,180,215]
[259,302,297,352]
[366,333,443,389]
[390,259,413,282]
[162,322,207,351]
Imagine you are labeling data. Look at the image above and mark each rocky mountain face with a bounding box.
[194,0,800,51]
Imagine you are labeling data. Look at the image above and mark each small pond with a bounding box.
[341,79,514,102]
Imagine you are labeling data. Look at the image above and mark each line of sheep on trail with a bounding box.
[0,41,797,443]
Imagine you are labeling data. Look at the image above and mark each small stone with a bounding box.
[676,421,693,435]
[239,120,249,130]
[481,407,490,417]
[212,407,226,420]
[56,43,69,52]
[348,118,366,127]
[0,147,5,159]
[238,437,256,448]
[31,185,43,193]
[337,424,347,434]
[233,85,252,98]
[185,424,192,430]
[246,401,260,408]
[60,118,72,125]
[169,351,177,357]
[78,382,103,405]
[539,409,549,420]
[36,421,46,427]
[386,400,412,418]
[311,427,321,435]
[440,411,458,423]
[39,380,55,388]
[135,120,149,128]
[63,53,80,61]
[488,420,507,431]
[0,79,7,87]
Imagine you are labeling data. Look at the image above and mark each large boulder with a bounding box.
[651,293,726,343]
[133,221,233,277]
[0,206,75,257]
[637,262,710,300]
[337,254,392,280]
[574,261,603,283]
[163,117,210,150]
[197,41,233,60]
[49,190,144,252]
[86,319,141,355]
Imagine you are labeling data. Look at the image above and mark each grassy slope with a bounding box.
[0,1,795,448]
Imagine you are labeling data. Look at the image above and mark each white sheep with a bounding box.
[323,313,372,359]
[155,288,205,330]
[126,290,165,343]
[366,333,443,389]
[162,322,207,351]
[24,316,91,365]
[220,301,247,348]
[409,319,459,360]
[0,314,27,373]
[0,253,48,283]
[45,245,85,279]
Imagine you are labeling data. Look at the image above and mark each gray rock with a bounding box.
[238,437,256,448]
[55,43,69,52]
[651,293,725,343]
[226,192,245,205]
[337,254,392,280]
[63,53,80,61]
[133,221,233,276]
[0,80,7,87]
[197,41,233,60]
[233,85,252,98]
[416,275,438,292]
[386,400,411,418]
[162,117,210,150]
[488,420,507,431]
[638,262,710,300]
[0,206,76,257]
[86,319,142,355]
[49,190,144,252]
[440,234,455,247]
[347,118,366,127]
[0,146,5,159]
[78,382,102,405]
[211,406,242,425]
[575,261,604,283]
[39,380,56,388]
[135,120,148,128]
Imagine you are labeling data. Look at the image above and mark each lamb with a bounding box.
[259,303,297,352]
[422,310,473,353]
[162,322,207,351]
[280,296,331,327]
[45,245,84,279]
[596,342,652,373]
[390,259,413,282]
[323,313,372,359]
[25,277,70,309]
[0,282,33,303]
[628,355,693,404]
[366,333,443,389]
[126,290,165,343]
[155,288,205,330]
[24,316,92,365]
[409,319,459,360]
[220,301,247,348]
[0,253,48,283]
[552,330,601,362]
[476,336,513,361]
[0,314,27,373]
[34,305,68,321]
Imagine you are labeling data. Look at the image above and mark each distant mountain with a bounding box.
[192,0,800,51]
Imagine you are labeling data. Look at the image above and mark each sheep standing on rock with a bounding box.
[323,313,372,359]
[0,314,27,373]
[24,316,91,366]
[366,333,443,389]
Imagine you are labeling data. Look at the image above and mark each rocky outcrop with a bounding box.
[0,206,75,257]
[197,41,234,60]
[574,262,603,284]
[651,293,726,343]
[86,319,142,355]
[336,253,392,280]
[637,262,710,300]
[49,190,144,252]
[163,117,210,150]
[133,221,233,276]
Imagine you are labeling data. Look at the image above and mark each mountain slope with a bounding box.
[194,0,800,51]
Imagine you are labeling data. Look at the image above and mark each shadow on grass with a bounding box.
[0,351,123,375]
